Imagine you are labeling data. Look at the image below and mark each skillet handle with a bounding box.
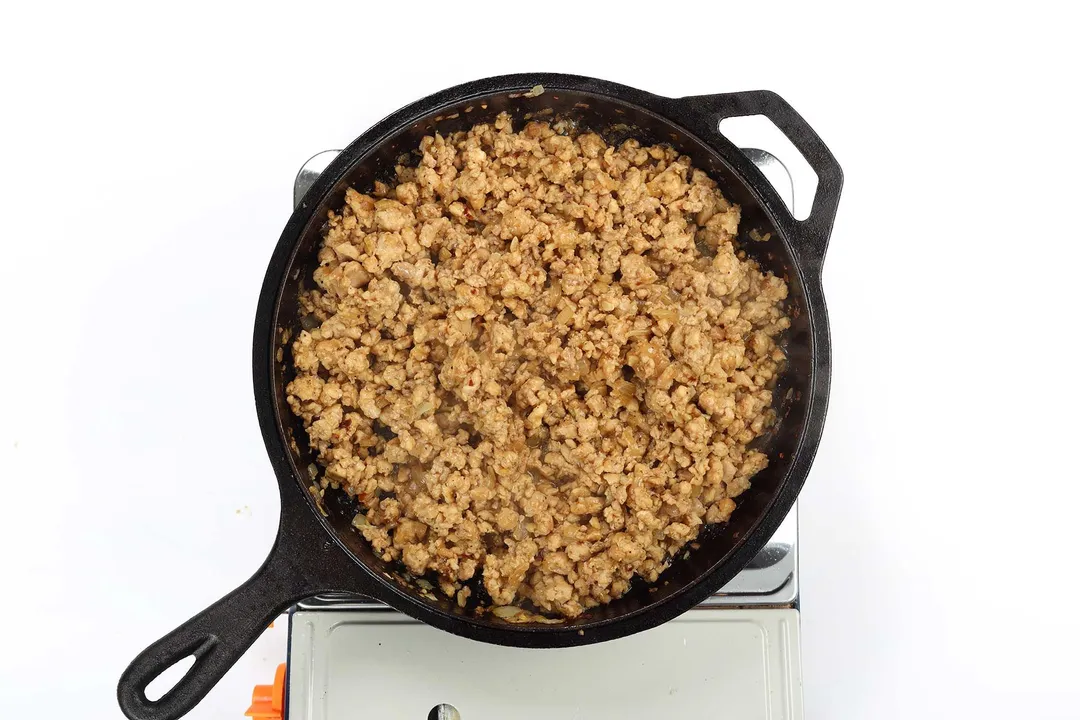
[116,492,374,720]
[679,90,844,267]
[116,534,310,720]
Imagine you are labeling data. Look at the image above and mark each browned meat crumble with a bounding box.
[286,113,789,617]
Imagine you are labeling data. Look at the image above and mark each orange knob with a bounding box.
[245,663,286,720]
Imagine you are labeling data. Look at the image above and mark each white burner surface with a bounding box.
[288,609,802,720]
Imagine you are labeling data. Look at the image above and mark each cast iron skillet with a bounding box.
[118,73,842,720]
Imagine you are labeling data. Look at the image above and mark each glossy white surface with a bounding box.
[287,610,802,720]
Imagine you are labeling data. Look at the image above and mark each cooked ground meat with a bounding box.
[286,112,789,618]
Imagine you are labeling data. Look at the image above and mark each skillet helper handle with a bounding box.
[117,537,309,720]
[683,90,844,267]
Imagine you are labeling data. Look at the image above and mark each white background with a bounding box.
[2,2,1078,718]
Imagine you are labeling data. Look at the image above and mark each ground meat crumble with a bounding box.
[286,113,790,618]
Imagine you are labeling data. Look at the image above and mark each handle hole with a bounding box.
[144,654,196,702]
[718,116,819,221]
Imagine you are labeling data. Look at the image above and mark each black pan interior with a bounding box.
[272,88,813,628]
